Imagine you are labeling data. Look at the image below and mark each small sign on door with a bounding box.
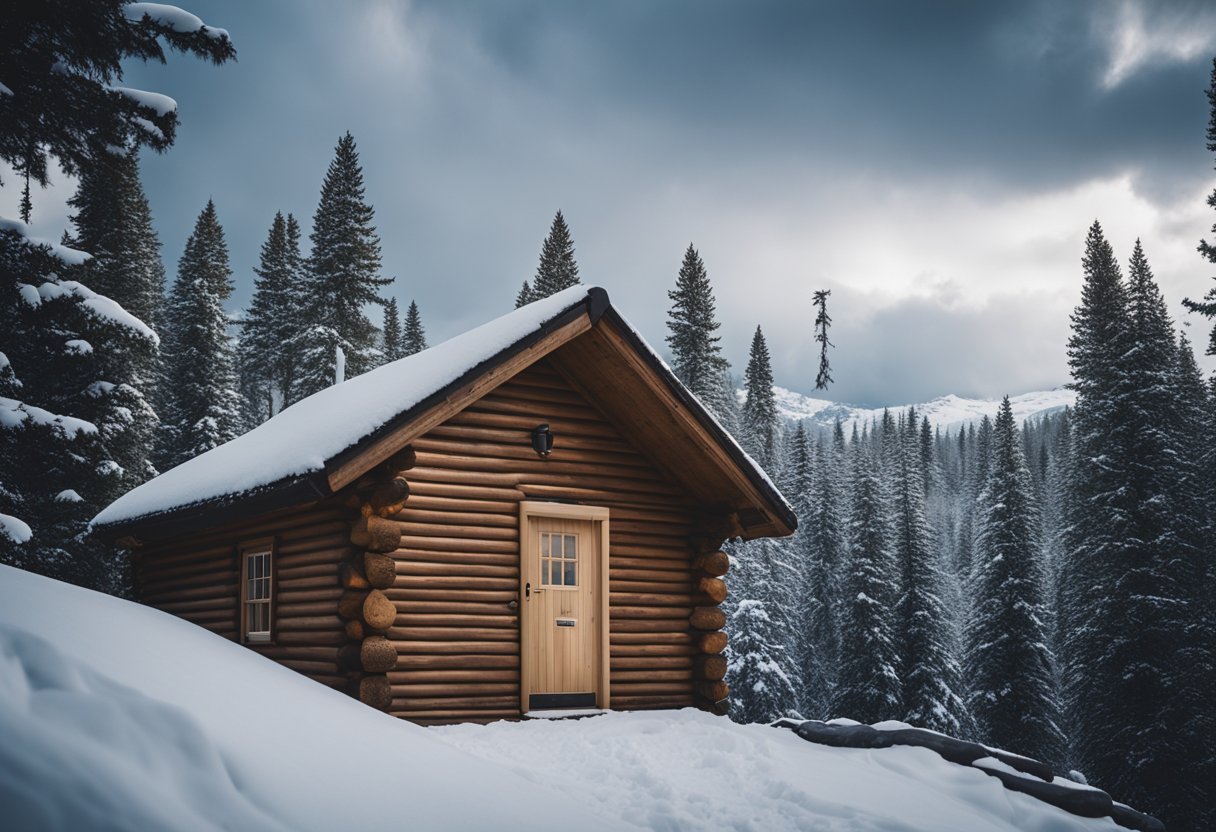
[555,618,576,627]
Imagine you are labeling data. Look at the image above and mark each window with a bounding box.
[242,546,273,643]
[540,532,578,588]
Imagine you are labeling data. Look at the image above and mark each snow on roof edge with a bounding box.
[92,287,594,529]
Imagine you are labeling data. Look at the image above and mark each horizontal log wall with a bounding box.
[134,504,351,691]
[386,359,701,724]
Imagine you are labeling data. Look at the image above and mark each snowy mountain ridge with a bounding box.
[763,386,1076,433]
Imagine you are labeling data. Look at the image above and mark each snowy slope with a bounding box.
[0,565,1128,832]
[766,386,1075,432]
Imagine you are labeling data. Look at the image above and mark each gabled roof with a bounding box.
[92,286,796,542]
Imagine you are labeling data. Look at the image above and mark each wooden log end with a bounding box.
[363,552,397,589]
[361,635,398,673]
[694,654,728,681]
[338,642,363,672]
[695,696,731,716]
[362,588,397,631]
[694,576,728,604]
[695,680,729,702]
[344,619,365,640]
[692,550,730,577]
[339,589,370,621]
[698,630,728,655]
[383,446,417,473]
[689,606,726,631]
[359,673,393,711]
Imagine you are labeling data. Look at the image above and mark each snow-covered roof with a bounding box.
[93,286,793,535]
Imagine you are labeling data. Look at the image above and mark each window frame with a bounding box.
[239,537,277,644]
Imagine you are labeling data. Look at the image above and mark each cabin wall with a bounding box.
[380,358,701,724]
[134,503,351,691]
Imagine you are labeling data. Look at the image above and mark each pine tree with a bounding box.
[381,297,402,363]
[892,408,968,735]
[158,200,241,469]
[966,397,1064,764]
[833,444,902,723]
[665,244,733,421]
[64,149,163,494]
[240,212,302,425]
[402,300,427,356]
[531,211,580,298]
[1185,57,1216,355]
[0,1,234,189]
[800,434,845,718]
[292,133,390,401]
[742,326,780,472]
[515,280,535,308]
[728,598,800,724]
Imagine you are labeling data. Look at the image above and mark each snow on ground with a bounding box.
[767,386,1076,432]
[437,712,1123,832]
[0,565,1129,832]
[0,565,616,832]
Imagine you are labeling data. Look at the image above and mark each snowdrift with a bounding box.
[0,564,1130,831]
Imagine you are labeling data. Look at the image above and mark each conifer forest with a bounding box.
[1,3,1215,831]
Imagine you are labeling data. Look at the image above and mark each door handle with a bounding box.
[525,581,545,598]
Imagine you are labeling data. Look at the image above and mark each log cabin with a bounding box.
[91,286,796,725]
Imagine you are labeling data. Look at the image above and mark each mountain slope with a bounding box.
[767,387,1075,432]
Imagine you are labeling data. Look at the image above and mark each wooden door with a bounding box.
[520,503,609,712]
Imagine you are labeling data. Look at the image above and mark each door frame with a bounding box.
[519,500,610,713]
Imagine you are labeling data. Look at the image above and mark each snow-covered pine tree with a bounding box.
[1061,222,1132,783]
[240,212,302,425]
[515,280,535,308]
[1184,56,1216,355]
[381,297,402,364]
[403,300,427,356]
[64,149,164,496]
[966,396,1064,765]
[742,326,780,473]
[727,598,800,724]
[158,200,242,470]
[892,408,968,736]
[665,244,734,421]
[832,442,902,723]
[292,133,390,402]
[0,1,234,190]
[531,211,580,298]
[799,433,845,718]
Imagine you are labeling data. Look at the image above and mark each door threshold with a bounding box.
[523,708,609,720]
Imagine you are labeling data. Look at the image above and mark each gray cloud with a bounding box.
[10,0,1214,407]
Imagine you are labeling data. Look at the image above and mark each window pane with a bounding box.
[564,561,577,586]
[541,534,550,557]
[565,535,577,559]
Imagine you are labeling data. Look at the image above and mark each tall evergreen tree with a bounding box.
[158,200,241,469]
[833,445,901,723]
[531,210,580,298]
[240,212,302,425]
[292,132,390,401]
[966,397,1064,765]
[515,280,535,308]
[1185,56,1216,355]
[403,300,428,356]
[742,326,780,472]
[381,297,402,364]
[800,434,845,718]
[665,244,733,420]
[892,408,968,735]
[728,597,800,723]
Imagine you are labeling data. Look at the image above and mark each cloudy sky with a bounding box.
[8,0,1216,406]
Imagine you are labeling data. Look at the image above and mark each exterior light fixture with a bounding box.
[531,423,554,457]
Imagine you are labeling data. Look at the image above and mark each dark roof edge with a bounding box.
[599,305,798,534]
[91,470,331,544]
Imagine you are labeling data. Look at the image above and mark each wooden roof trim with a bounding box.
[325,310,594,492]
[591,313,796,537]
